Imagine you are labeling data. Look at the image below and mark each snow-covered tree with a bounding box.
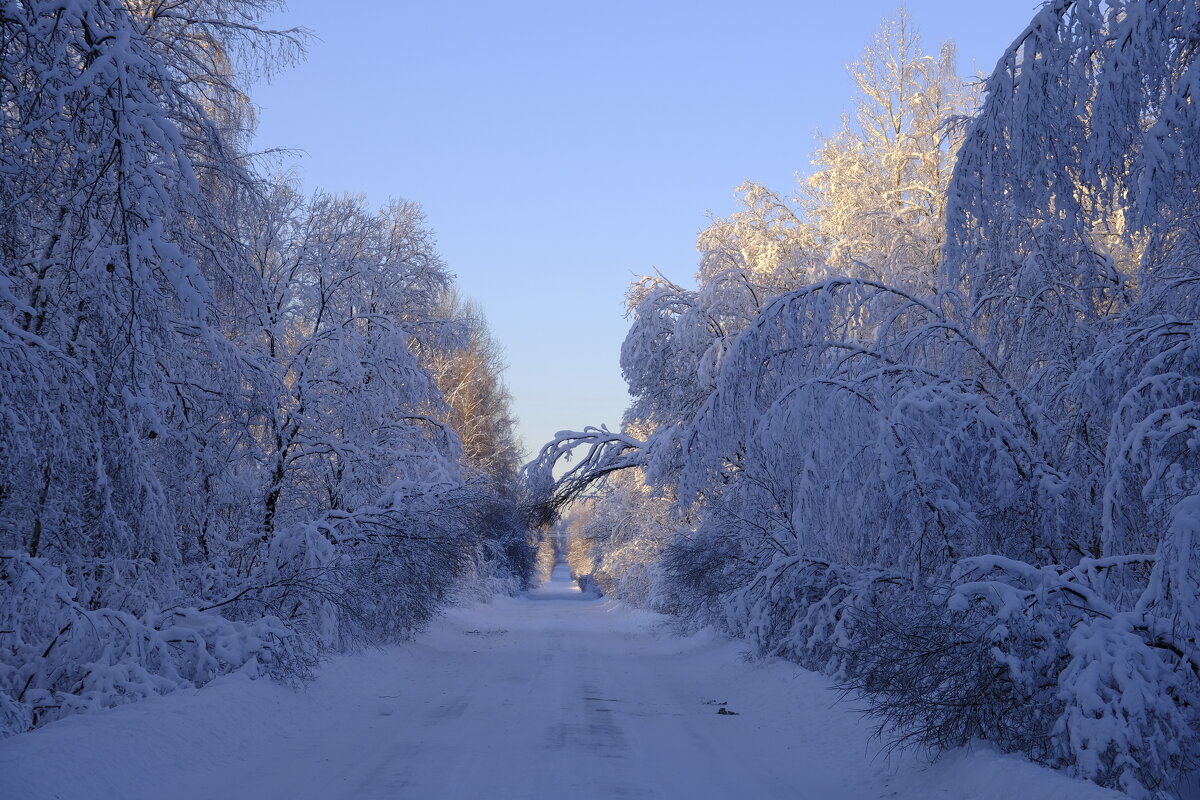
[0,0,308,735]
[0,0,530,738]
[529,4,1200,795]
[803,7,968,293]
[426,289,523,488]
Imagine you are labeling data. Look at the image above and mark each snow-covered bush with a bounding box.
[848,585,1065,762]
[730,557,901,678]
[458,494,538,599]
[0,552,306,739]
[869,553,1196,797]
[1056,613,1194,797]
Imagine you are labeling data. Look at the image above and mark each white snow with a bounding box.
[0,565,1119,799]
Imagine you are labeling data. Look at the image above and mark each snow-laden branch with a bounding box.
[521,426,648,525]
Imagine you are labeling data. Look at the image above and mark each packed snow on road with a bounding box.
[0,565,1119,800]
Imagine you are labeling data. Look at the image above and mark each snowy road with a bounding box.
[1,565,1118,799]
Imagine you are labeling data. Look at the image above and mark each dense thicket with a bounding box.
[0,0,530,737]
[530,4,1200,796]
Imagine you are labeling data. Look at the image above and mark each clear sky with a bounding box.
[249,1,1041,460]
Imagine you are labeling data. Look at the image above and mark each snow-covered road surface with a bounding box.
[1,564,1119,799]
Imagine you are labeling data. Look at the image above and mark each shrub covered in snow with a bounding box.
[0,552,307,738]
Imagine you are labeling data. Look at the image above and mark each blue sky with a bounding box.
[250,1,1041,459]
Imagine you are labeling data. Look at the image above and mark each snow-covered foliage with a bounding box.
[0,0,530,738]
[0,551,306,734]
[560,468,676,607]
[527,4,1200,795]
